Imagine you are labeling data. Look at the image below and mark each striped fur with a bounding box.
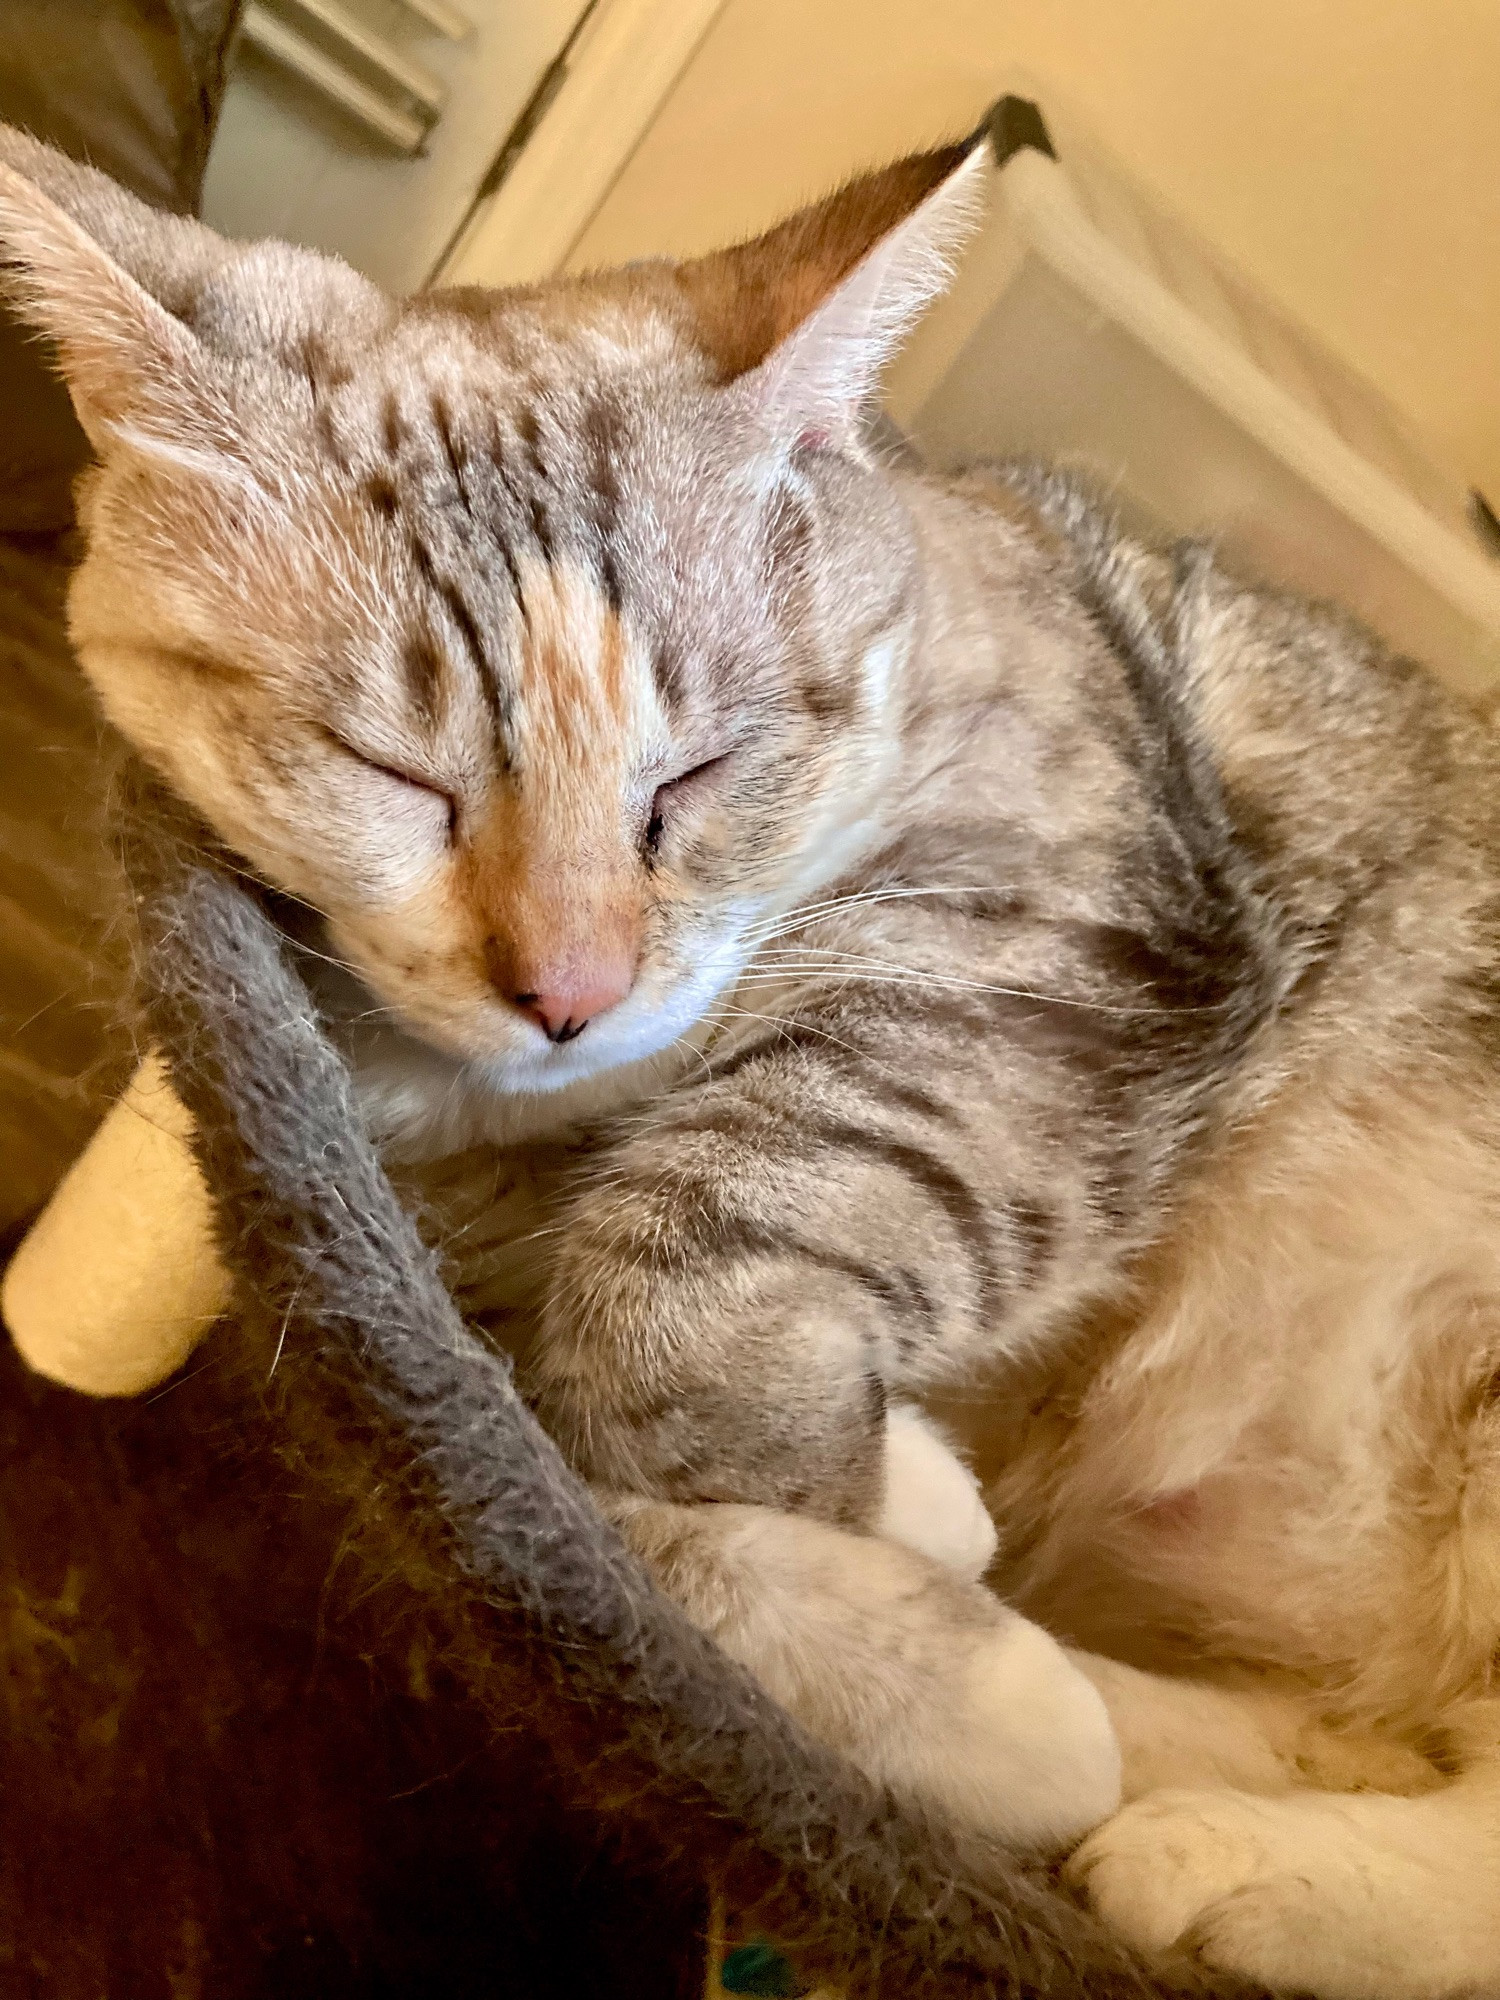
[9,124,1500,1993]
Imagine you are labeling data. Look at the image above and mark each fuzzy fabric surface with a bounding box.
[0,0,242,1227]
[92,765,1253,2000]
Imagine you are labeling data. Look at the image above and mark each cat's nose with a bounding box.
[511,986,614,1044]
[503,967,633,1044]
[483,931,635,1043]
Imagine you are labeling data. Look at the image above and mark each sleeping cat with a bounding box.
[5,122,1500,1998]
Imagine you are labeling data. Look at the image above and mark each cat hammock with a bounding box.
[66,763,1204,2000]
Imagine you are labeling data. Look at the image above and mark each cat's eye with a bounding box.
[323,730,459,842]
[643,755,728,857]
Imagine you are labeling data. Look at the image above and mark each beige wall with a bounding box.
[572,0,1500,504]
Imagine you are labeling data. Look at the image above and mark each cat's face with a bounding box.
[0,131,982,1093]
[70,309,919,1092]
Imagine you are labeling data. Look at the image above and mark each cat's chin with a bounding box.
[469,1033,660,1103]
[353,1033,702,1163]
[342,975,735,1162]
[452,926,754,1108]
[305,920,752,1158]
[471,970,737,1107]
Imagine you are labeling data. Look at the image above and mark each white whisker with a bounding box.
[742,882,1007,947]
[742,950,1218,1017]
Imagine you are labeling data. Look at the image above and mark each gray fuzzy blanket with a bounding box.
[118,764,1233,2000]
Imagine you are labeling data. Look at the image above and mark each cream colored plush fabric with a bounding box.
[3,1052,228,1396]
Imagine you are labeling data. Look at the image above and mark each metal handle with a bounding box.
[392,0,472,40]
[284,0,446,112]
[240,2,431,152]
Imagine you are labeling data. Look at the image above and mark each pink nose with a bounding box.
[509,974,631,1045]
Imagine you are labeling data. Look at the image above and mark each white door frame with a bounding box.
[436,0,727,287]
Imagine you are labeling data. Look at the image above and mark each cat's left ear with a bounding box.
[0,131,223,450]
[713,144,988,452]
[0,124,386,460]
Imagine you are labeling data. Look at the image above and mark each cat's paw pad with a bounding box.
[1068,1789,1442,1999]
[878,1403,997,1580]
[1069,1790,1291,1960]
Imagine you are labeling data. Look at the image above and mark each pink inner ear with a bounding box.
[736,148,987,449]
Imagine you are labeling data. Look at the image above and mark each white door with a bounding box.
[201,0,590,291]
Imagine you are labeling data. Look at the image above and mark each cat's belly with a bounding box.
[957,1075,1500,1720]
[1063,1460,1384,1680]
[977,1365,1500,1722]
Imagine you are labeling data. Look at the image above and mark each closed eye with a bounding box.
[322,729,459,842]
[644,754,729,857]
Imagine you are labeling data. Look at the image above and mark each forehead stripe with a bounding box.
[407,531,514,744]
[481,433,531,614]
[582,395,626,613]
[402,627,444,724]
[431,393,472,519]
[527,491,556,565]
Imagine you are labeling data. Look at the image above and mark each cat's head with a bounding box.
[0,129,983,1094]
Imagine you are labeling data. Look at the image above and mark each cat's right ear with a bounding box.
[674,141,987,451]
[0,128,224,452]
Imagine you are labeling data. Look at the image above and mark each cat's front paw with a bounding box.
[617,1495,1117,1853]
[878,1402,997,1581]
[1069,1787,1498,2000]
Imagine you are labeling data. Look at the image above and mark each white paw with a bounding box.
[1069,1787,1500,2000]
[936,1607,1122,1850]
[878,1402,998,1581]
[764,1518,1117,1852]
[639,1497,1119,1854]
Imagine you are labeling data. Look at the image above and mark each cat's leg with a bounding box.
[522,1046,1096,1541]
[535,1250,1110,1850]
[522,1066,1116,1847]
[1066,1700,1500,2000]
[610,1493,1120,1853]
[1073,1652,1443,1801]
[1071,1772,1500,1999]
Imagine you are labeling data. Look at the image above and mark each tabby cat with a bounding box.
[5,122,1500,2000]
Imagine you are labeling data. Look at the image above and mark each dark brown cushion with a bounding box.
[0,2,241,1232]
[0,1,240,531]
